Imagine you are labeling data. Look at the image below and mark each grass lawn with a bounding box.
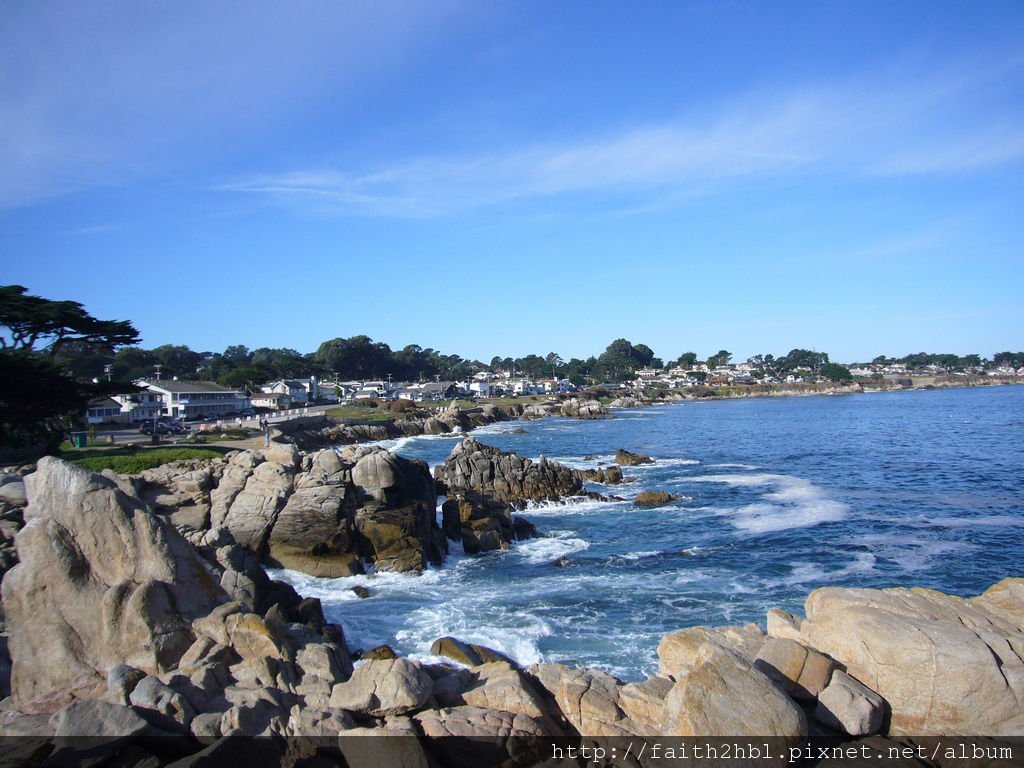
[60,445,235,474]
[188,428,255,442]
[324,406,398,422]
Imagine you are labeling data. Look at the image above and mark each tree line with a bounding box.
[2,285,1020,456]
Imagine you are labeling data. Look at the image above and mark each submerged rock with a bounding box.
[633,491,680,507]
[430,637,514,667]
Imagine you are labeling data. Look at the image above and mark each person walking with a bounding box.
[263,418,271,448]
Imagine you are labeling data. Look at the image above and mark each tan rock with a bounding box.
[658,623,765,677]
[766,608,803,641]
[800,579,1024,735]
[224,613,290,662]
[329,658,433,717]
[4,458,225,714]
[219,460,293,551]
[414,706,552,766]
[267,484,360,578]
[754,636,837,701]
[339,720,430,768]
[460,662,554,727]
[530,663,638,736]
[618,676,673,733]
[813,670,885,736]
[662,642,807,741]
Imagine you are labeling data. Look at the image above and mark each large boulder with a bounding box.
[136,461,216,528]
[219,460,294,552]
[354,504,433,573]
[530,663,639,736]
[660,640,807,741]
[3,458,227,714]
[347,446,436,512]
[799,579,1024,735]
[430,637,514,667]
[329,658,434,717]
[266,484,362,577]
[414,705,552,766]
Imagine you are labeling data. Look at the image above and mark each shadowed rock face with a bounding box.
[433,439,577,553]
[4,458,227,713]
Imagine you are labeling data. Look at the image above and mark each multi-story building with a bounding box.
[140,380,249,419]
[112,390,164,422]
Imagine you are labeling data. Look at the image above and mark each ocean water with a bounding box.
[271,385,1024,680]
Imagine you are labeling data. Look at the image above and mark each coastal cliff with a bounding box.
[0,455,1021,765]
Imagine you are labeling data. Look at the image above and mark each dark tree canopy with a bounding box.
[821,362,853,383]
[0,286,141,457]
[0,285,139,357]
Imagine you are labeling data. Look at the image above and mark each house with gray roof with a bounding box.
[139,380,250,419]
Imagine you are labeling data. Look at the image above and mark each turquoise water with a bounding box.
[273,385,1024,680]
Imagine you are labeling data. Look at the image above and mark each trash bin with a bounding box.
[70,432,88,448]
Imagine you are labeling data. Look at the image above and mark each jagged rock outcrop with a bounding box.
[436,439,584,506]
[0,482,26,583]
[434,438,591,553]
[141,445,439,575]
[795,579,1024,736]
[4,458,227,713]
[3,448,1022,761]
[578,464,627,485]
[557,398,607,419]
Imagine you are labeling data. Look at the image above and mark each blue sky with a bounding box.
[2,1,1022,364]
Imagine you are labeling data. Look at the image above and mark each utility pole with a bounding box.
[104,364,113,382]
[154,364,162,382]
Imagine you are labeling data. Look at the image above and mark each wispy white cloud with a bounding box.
[223,58,1024,218]
[0,0,472,210]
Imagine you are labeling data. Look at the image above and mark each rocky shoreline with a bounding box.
[0,438,1020,764]
[275,397,609,452]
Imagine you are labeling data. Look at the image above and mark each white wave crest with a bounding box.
[514,534,590,564]
[690,473,849,533]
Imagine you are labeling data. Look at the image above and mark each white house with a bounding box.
[251,391,291,410]
[141,380,249,419]
[85,396,127,425]
[262,377,318,405]
[112,390,164,422]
